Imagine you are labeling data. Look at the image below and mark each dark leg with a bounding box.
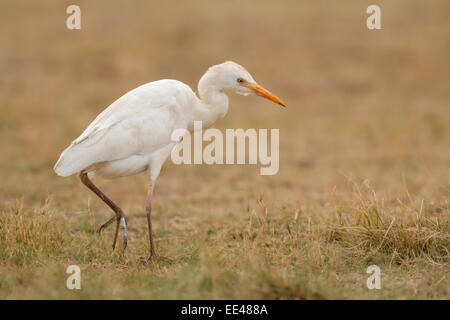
[145,181,156,262]
[79,171,128,252]
[98,216,116,233]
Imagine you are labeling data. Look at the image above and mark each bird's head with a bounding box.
[199,61,286,107]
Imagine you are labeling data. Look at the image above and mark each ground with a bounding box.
[0,0,448,299]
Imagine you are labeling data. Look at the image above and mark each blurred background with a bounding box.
[1,0,449,204]
[0,0,448,298]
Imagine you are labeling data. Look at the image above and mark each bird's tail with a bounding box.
[53,144,94,177]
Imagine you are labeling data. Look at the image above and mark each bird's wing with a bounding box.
[54,80,195,176]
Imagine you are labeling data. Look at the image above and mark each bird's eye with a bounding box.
[237,78,244,83]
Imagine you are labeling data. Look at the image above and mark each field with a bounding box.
[0,0,449,299]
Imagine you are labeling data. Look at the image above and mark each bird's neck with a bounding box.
[196,74,229,128]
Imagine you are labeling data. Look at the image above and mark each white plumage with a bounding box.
[54,61,285,262]
[55,80,194,180]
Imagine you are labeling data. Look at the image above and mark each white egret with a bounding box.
[54,61,285,262]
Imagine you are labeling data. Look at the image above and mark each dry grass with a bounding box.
[0,0,449,299]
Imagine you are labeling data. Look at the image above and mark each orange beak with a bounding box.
[247,83,286,107]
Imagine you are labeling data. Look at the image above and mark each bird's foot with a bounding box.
[139,256,149,264]
[139,252,156,264]
[97,215,116,234]
[105,216,128,253]
[112,237,128,252]
[121,216,128,253]
[122,237,128,253]
[98,223,107,234]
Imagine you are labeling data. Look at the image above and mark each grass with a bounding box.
[0,182,447,299]
[0,0,449,299]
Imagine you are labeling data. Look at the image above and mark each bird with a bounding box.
[54,61,285,262]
